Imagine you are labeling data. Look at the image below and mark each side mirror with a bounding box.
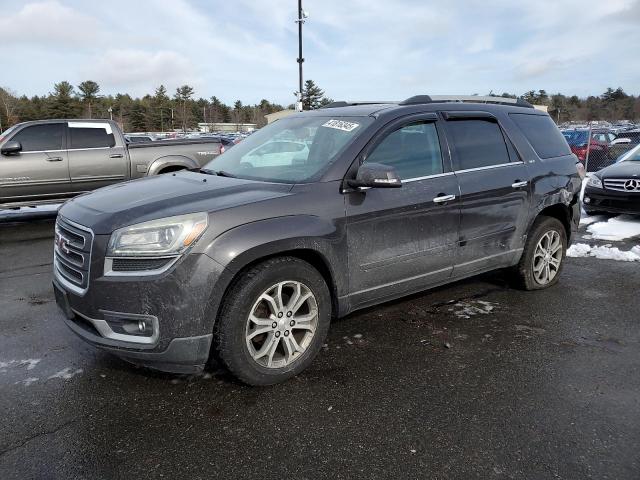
[1,141,22,155]
[347,162,402,189]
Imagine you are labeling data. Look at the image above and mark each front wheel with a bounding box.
[213,257,331,386]
[515,216,567,290]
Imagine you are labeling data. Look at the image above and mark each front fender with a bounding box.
[147,155,199,175]
[203,215,347,296]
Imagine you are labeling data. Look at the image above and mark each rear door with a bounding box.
[442,112,531,275]
[67,121,127,192]
[0,122,70,204]
[345,114,460,307]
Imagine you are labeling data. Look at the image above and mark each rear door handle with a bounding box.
[46,157,63,162]
[433,194,456,204]
[512,180,528,188]
[109,154,124,158]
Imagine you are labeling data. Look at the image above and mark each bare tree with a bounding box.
[0,87,19,131]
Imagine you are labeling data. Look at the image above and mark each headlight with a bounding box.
[587,176,603,189]
[107,212,208,257]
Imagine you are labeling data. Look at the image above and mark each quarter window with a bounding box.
[10,124,64,152]
[365,121,443,179]
[447,119,510,170]
[69,123,115,149]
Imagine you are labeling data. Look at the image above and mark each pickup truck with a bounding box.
[0,119,224,209]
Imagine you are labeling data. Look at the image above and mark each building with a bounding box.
[197,122,257,133]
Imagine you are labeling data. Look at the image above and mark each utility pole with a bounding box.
[295,0,307,112]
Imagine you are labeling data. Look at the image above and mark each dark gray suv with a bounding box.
[53,95,581,385]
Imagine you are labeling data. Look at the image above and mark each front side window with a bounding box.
[204,116,373,183]
[365,121,443,179]
[69,123,116,149]
[10,123,64,152]
[447,119,510,170]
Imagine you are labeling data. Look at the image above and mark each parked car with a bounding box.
[53,95,581,385]
[584,144,640,215]
[561,129,614,170]
[0,119,225,209]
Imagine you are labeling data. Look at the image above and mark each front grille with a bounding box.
[54,217,93,294]
[111,257,174,272]
[604,178,640,192]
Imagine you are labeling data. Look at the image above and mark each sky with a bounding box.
[0,0,638,105]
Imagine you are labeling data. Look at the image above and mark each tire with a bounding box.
[213,256,331,386]
[515,216,567,291]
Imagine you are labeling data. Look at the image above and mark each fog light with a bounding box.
[584,196,591,204]
[138,320,146,332]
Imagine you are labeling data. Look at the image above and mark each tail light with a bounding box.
[220,145,225,154]
[576,162,586,179]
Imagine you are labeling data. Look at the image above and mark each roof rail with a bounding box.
[399,95,534,109]
[320,101,396,109]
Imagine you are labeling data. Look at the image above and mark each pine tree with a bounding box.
[77,80,100,119]
[174,85,194,131]
[302,79,327,110]
[48,81,80,118]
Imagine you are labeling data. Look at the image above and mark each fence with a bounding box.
[560,122,640,172]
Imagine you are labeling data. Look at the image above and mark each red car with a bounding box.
[562,129,615,171]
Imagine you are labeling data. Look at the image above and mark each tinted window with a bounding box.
[511,114,571,159]
[10,124,64,152]
[447,119,510,170]
[69,124,115,149]
[366,121,443,179]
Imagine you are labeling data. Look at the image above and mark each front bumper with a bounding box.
[583,186,640,215]
[53,241,233,374]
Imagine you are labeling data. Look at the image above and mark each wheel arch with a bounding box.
[147,155,198,175]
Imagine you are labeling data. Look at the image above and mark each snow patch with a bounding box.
[0,358,41,372]
[15,377,39,386]
[567,243,640,262]
[48,367,83,380]
[587,216,640,241]
[449,300,497,319]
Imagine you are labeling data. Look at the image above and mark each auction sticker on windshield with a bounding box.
[322,119,360,132]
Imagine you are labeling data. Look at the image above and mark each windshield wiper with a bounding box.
[198,168,236,178]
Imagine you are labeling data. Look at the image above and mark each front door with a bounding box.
[345,116,460,308]
[442,113,531,275]
[0,122,70,205]
[67,121,127,192]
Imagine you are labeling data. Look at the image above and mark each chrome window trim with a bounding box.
[4,149,66,154]
[454,161,524,174]
[103,255,180,277]
[402,172,455,183]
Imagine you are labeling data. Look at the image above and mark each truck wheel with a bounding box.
[213,257,331,386]
[515,216,567,290]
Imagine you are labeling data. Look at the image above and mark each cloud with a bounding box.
[0,1,102,47]
[86,49,202,92]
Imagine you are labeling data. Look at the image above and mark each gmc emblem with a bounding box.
[55,232,71,255]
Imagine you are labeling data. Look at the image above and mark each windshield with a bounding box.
[204,116,372,183]
[621,144,640,162]
[562,130,588,146]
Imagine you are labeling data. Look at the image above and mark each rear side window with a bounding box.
[446,119,510,170]
[510,114,571,159]
[69,123,116,149]
[10,124,64,152]
[365,121,443,179]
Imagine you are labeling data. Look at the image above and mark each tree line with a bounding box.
[489,87,639,124]
[0,81,637,133]
[0,79,333,133]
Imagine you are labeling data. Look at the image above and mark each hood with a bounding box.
[59,171,293,234]
[596,161,640,179]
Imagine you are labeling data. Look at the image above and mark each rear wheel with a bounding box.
[213,257,331,386]
[515,216,567,290]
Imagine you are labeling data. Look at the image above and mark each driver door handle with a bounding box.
[109,153,124,158]
[46,157,63,162]
[512,180,528,188]
[433,194,456,204]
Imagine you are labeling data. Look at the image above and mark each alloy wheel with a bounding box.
[532,230,563,285]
